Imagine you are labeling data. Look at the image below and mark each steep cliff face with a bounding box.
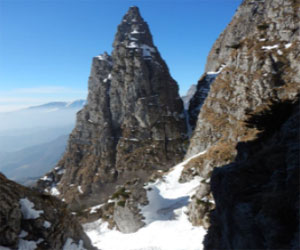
[183,0,300,228]
[188,73,217,130]
[38,7,187,232]
[204,98,299,249]
[188,0,299,156]
[0,173,95,250]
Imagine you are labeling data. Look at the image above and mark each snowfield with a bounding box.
[84,151,207,250]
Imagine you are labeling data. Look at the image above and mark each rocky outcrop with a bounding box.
[38,6,187,232]
[204,98,299,249]
[0,173,95,250]
[183,0,300,229]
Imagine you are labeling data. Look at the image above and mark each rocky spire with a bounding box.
[38,6,187,232]
[113,6,154,48]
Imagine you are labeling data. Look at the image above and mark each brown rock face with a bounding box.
[184,0,300,228]
[0,173,95,250]
[188,0,300,157]
[38,6,187,230]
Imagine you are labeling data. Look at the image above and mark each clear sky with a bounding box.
[0,0,242,112]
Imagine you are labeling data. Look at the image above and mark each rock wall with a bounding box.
[183,0,300,229]
[0,173,95,250]
[38,6,187,232]
[188,0,300,157]
[204,98,299,249]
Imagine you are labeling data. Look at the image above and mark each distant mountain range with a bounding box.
[27,100,86,110]
[0,100,85,185]
[0,99,86,132]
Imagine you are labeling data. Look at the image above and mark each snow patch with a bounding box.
[19,198,43,219]
[18,239,38,250]
[285,43,292,49]
[63,238,86,250]
[131,29,144,34]
[277,50,283,55]
[40,175,52,182]
[127,42,139,49]
[128,138,139,142]
[141,150,207,224]
[261,44,279,50]
[19,230,28,238]
[207,64,226,75]
[96,55,112,65]
[89,204,104,214]
[78,186,83,194]
[96,55,107,60]
[126,42,156,59]
[50,186,60,196]
[43,221,51,228]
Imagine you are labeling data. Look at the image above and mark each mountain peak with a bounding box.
[125,6,142,21]
[113,6,154,49]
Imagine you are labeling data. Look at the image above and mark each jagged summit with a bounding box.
[124,6,143,21]
[113,6,155,56]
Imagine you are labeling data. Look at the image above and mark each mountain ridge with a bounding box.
[26,100,86,110]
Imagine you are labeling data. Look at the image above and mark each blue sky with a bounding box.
[0,0,242,112]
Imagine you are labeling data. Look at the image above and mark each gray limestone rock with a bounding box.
[113,203,145,234]
[38,6,187,233]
